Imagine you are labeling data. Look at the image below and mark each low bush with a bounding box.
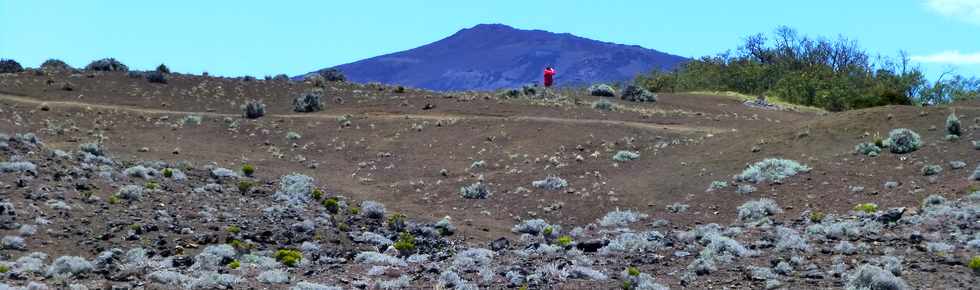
[460,182,491,199]
[156,64,170,74]
[318,68,346,82]
[854,142,881,157]
[884,128,921,154]
[393,232,416,254]
[242,100,266,119]
[146,71,167,84]
[242,164,255,177]
[921,164,942,176]
[613,150,640,162]
[593,99,614,111]
[588,84,616,97]
[946,112,961,137]
[853,203,878,213]
[274,249,302,267]
[0,59,24,74]
[293,90,324,113]
[734,158,811,184]
[737,198,782,223]
[85,58,128,72]
[620,85,657,102]
[40,59,72,72]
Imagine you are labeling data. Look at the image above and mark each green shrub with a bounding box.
[241,164,255,177]
[228,259,240,269]
[162,168,174,178]
[238,180,254,193]
[542,226,554,237]
[144,181,159,190]
[274,249,302,267]
[809,211,826,223]
[226,225,241,234]
[349,206,360,215]
[968,256,980,272]
[854,203,878,213]
[108,195,120,205]
[627,266,640,277]
[556,235,573,247]
[311,188,323,200]
[393,232,416,254]
[322,197,340,214]
[885,128,921,154]
[388,213,406,231]
[0,264,8,273]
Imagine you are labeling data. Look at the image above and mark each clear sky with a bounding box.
[2,0,978,79]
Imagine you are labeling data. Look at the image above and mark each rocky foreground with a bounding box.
[0,131,979,290]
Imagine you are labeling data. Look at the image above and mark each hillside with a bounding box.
[0,69,977,289]
[318,24,688,91]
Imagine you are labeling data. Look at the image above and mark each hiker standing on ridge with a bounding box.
[543,67,556,87]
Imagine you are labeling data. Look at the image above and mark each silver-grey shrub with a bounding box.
[532,176,568,191]
[588,84,616,97]
[460,182,491,199]
[737,198,782,224]
[293,90,324,113]
[845,264,907,290]
[884,128,921,154]
[734,158,810,184]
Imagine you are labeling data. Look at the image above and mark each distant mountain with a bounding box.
[312,24,688,91]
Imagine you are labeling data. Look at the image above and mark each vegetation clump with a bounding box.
[854,142,881,157]
[322,197,340,214]
[393,232,416,255]
[85,58,128,72]
[946,112,961,139]
[274,249,302,267]
[853,203,878,213]
[593,99,614,111]
[635,26,979,110]
[241,164,255,177]
[734,158,810,184]
[460,182,491,199]
[242,100,266,119]
[588,84,616,97]
[0,59,24,74]
[620,85,657,102]
[156,63,170,74]
[293,90,324,112]
[884,128,921,154]
[146,71,167,84]
[40,59,72,72]
[612,150,640,162]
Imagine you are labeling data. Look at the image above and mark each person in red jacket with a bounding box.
[543,67,556,87]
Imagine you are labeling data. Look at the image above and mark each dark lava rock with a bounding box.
[876,207,905,224]
[490,237,511,251]
[575,239,607,253]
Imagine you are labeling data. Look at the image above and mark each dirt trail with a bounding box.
[0,93,727,134]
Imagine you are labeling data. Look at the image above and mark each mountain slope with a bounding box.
[321,24,688,91]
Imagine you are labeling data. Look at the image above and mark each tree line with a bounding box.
[636,26,979,111]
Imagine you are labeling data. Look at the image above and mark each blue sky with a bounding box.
[2,0,978,79]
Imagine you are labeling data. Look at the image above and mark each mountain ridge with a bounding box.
[312,24,688,91]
